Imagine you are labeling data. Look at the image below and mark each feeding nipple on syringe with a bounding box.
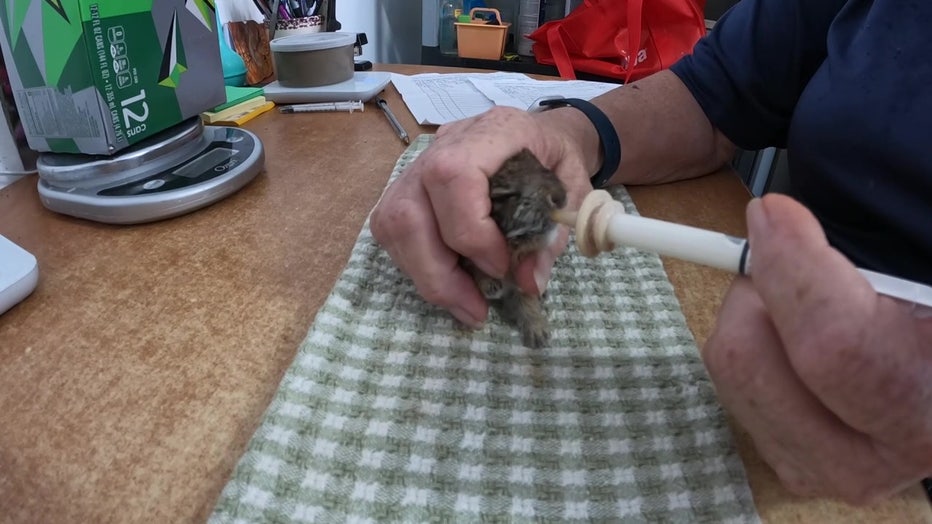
[551,190,750,273]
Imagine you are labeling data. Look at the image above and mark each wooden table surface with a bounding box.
[0,64,928,523]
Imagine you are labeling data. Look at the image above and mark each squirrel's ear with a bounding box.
[505,225,535,239]
[490,185,519,199]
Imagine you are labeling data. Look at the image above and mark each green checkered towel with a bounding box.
[210,135,760,523]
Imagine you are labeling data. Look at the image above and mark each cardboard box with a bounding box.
[0,0,225,155]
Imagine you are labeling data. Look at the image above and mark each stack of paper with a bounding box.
[390,72,620,126]
[211,86,264,111]
[201,85,275,126]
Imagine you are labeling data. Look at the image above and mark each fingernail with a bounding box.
[532,254,555,296]
[746,197,770,235]
[534,263,552,295]
[451,306,484,329]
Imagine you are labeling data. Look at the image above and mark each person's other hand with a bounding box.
[369,106,593,327]
[703,194,932,504]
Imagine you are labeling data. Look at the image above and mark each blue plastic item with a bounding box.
[216,9,247,86]
[463,0,487,12]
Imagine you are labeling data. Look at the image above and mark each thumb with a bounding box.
[513,226,569,296]
[745,193,873,341]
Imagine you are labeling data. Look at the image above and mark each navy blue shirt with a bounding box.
[670,0,932,285]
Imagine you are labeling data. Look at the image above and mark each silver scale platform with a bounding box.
[36,118,265,225]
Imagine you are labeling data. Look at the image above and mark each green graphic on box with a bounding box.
[0,0,224,154]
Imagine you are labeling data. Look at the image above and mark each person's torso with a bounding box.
[788,0,932,284]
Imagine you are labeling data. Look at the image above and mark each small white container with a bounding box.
[269,32,356,88]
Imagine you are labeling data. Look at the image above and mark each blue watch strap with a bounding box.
[535,97,621,189]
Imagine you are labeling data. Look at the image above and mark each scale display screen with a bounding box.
[173,147,238,178]
[96,142,249,197]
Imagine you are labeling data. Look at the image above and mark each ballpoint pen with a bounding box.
[279,100,364,113]
[375,96,410,145]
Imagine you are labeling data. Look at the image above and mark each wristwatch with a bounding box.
[529,96,621,189]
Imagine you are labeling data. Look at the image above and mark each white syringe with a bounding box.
[553,190,932,316]
[279,100,364,113]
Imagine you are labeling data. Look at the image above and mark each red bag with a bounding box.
[528,0,706,84]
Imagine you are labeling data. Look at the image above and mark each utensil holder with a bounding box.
[455,8,511,60]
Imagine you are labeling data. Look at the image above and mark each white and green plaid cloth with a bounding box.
[210,135,760,523]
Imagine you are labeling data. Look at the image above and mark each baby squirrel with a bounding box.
[461,149,567,348]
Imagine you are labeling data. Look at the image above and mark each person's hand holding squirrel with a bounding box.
[370,104,595,328]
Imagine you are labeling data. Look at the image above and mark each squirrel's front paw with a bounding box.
[520,319,550,349]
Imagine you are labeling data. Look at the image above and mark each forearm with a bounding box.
[537,70,735,186]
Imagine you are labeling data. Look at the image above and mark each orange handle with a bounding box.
[469,7,503,25]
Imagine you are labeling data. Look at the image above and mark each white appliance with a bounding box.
[0,234,38,316]
[339,1,424,64]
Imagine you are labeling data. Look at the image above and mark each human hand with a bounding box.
[369,106,594,327]
[702,194,932,504]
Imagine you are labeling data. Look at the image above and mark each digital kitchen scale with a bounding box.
[36,118,264,225]
[262,71,392,104]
